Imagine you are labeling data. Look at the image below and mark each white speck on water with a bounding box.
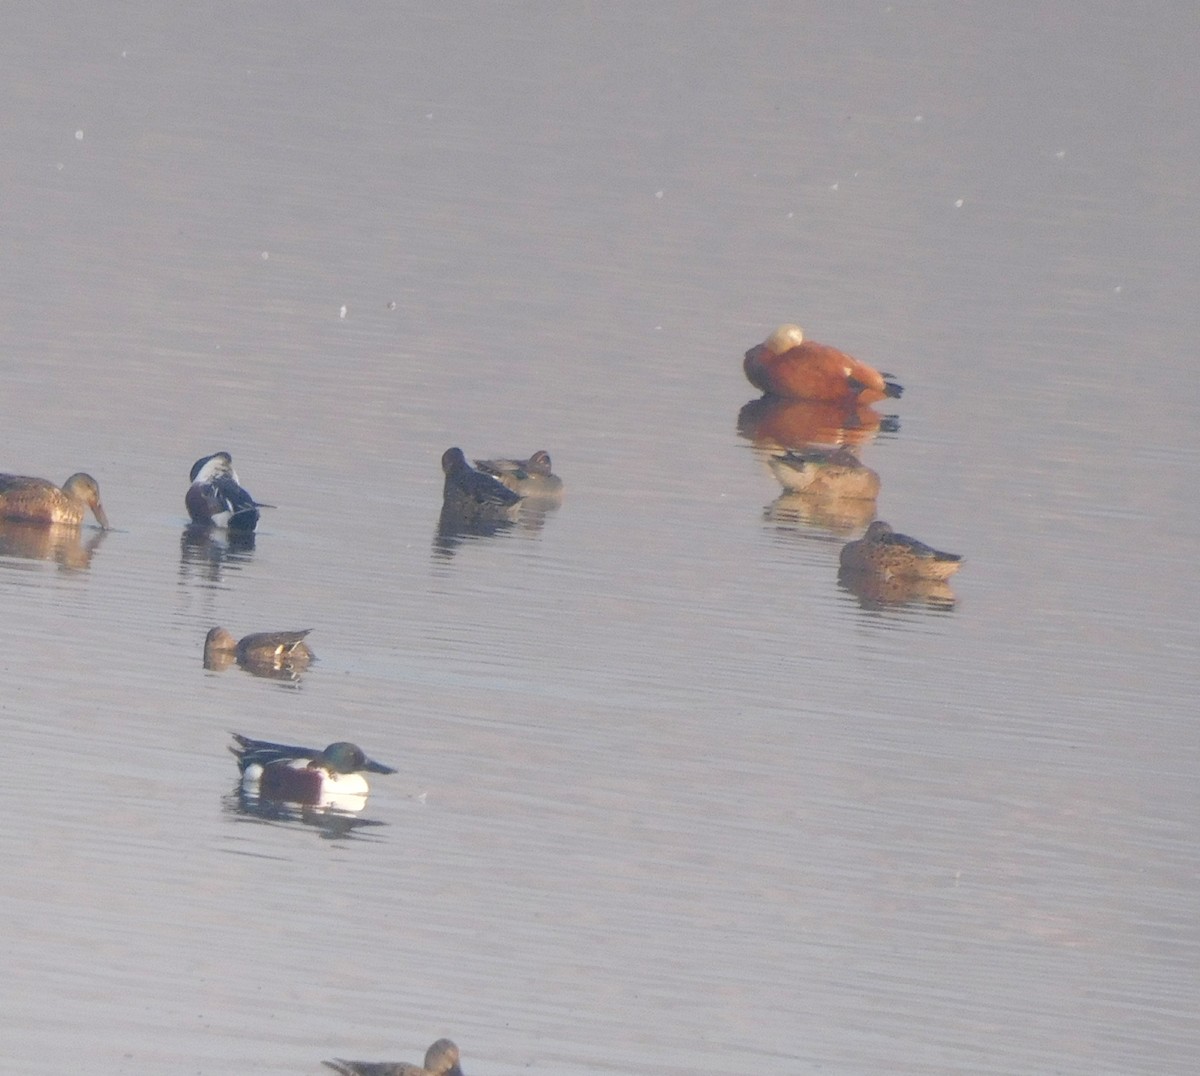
[913,114,924,123]
[1113,284,1122,293]
[75,129,83,141]
[786,211,794,219]
[954,198,964,208]
[425,113,433,120]
[387,301,396,310]
[1055,149,1066,159]
[339,304,347,319]
[260,251,269,261]
[654,190,663,199]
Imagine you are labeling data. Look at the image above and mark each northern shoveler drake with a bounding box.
[839,520,963,581]
[767,446,881,499]
[204,627,314,671]
[0,472,109,529]
[441,447,522,518]
[230,733,396,808]
[744,324,903,404]
[324,1038,464,1076]
[474,449,563,501]
[186,451,270,531]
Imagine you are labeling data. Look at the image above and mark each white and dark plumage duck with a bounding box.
[230,733,396,810]
[185,451,270,531]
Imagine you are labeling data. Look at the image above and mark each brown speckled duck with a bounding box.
[323,1038,464,1076]
[203,627,314,671]
[474,449,563,500]
[767,446,881,499]
[0,472,110,529]
[839,520,963,581]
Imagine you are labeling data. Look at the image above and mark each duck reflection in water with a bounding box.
[763,490,877,536]
[737,394,899,453]
[838,566,958,611]
[324,1038,465,1076]
[203,626,315,681]
[434,446,560,557]
[179,522,256,583]
[225,787,389,840]
[0,518,107,571]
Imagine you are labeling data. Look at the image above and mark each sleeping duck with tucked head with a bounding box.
[744,324,903,404]
[839,520,963,581]
[186,451,271,531]
[473,449,563,501]
[440,447,523,519]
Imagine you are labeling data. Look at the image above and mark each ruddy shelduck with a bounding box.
[744,324,903,404]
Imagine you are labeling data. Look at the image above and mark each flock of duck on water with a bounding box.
[739,322,964,607]
[1,322,960,1074]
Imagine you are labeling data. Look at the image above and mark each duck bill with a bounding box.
[92,502,111,530]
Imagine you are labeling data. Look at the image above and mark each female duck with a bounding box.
[324,1038,465,1076]
[204,627,314,671]
[767,446,881,499]
[186,451,268,531]
[839,520,963,581]
[744,324,903,404]
[0,472,109,529]
[230,733,396,805]
[474,449,563,500]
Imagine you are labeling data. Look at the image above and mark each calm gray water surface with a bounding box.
[1,5,1197,1075]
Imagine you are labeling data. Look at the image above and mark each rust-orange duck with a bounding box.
[744,324,902,404]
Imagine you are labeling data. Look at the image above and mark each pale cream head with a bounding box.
[765,324,805,352]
